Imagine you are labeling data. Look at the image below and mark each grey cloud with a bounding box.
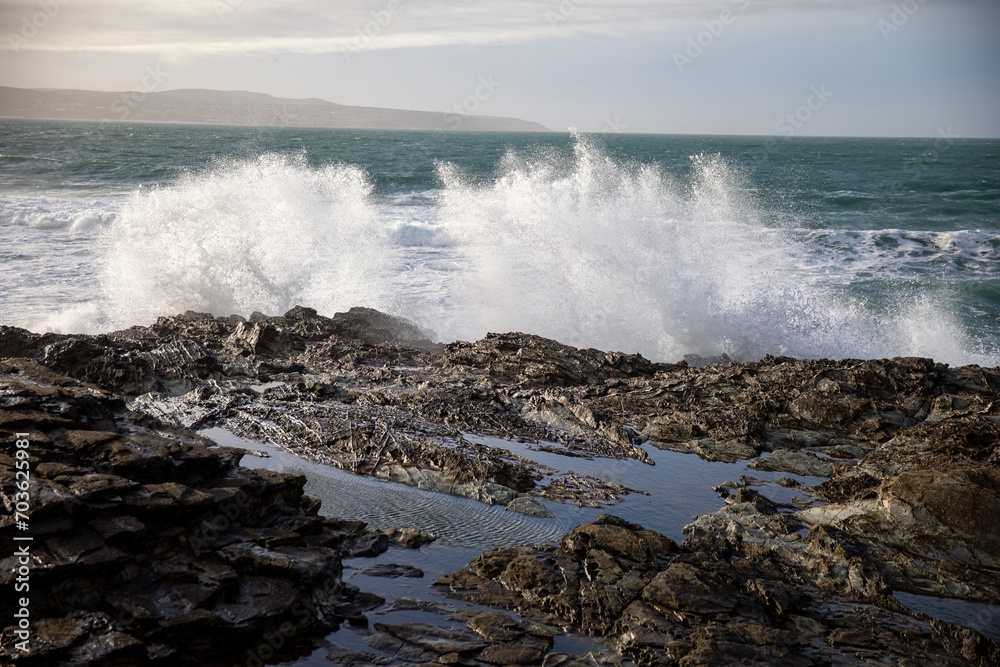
[1,0,885,54]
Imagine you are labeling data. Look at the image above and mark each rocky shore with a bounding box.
[0,359,395,666]
[2,306,998,665]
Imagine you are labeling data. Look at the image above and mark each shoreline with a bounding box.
[2,305,999,665]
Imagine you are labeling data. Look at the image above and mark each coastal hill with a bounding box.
[0,85,550,132]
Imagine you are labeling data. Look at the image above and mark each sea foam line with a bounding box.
[18,137,999,367]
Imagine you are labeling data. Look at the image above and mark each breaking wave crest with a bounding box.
[1,196,117,232]
[99,153,397,328]
[84,136,997,366]
[435,134,996,365]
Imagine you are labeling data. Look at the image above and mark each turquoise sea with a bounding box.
[1,119,998,366]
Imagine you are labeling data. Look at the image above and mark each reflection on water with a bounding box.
[200,427,998,665]
[202,427,820,547]
[465,433,824,542]
[894,592,1000,642]
[202,427,567,549]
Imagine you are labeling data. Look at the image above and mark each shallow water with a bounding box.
[204,427,819,547]
[893,592,1000,643]
[202,427,998,661]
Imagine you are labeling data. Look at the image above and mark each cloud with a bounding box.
[0,0,884,55]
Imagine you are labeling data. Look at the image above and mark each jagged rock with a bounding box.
[466,611,527,642]
[228,320,305,356]
[562,515,677,562]
[748,448,836,477]
[477,642,547,665]
[0,326,48,359]
[343,531,390,558]
[437,514,1000,665]
[329,306,436,347]
[884,468,1000,544]
[731,487,779,514]
[375,622,488,655]
[443,332,668,386]
[0,361,388,666]
[358,563,424,578]
[3,311,1000,665]
[325,643,394,665]
[371,597,460,617]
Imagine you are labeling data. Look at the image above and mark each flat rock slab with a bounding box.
[748,449,835,477]
[358,563,425,578]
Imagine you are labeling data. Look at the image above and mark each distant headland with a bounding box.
[0,85,550,132]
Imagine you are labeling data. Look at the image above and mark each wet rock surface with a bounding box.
[0,360,388,665]
[437,513,999,666]
[2,307,999,665]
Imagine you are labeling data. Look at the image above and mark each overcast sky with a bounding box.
[1,0,998,137]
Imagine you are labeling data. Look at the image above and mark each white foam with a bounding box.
[433,133,999,365]
[0,196,118,231]
[790,228,1000,280]
[26,303,105,336]
[98,153,398,328]
[13,138,997,367]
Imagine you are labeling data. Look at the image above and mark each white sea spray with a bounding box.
[97,153,398,327]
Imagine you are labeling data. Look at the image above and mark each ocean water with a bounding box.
[2,118,998,366]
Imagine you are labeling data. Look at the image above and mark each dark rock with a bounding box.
[642,563,740,618]
[561,514,678,564]
[443,332,667,386]
[376,622,488,655]
[382,526,437,549]
[330,307,436,347]
[0,326,46,359]
[466,611,527,642]
[748,448,836,477]
[325,643,394,665]
[372,597,460,617]
[4,313,1000,666]
[477,642,546,665]
[229,321,305,356]
[732,488,778,515]
[884,468,1000,542]
[284,305,319,320]
[436,512,1000,665]
[505,495,556,518]
[358,563,424,578]
[344,531,390,558]
[0,362,390,666]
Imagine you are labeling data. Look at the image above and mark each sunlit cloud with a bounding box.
[1,0,996,137]
[1,0,884,54]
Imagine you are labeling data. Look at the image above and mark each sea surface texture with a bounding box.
[1,119,997,365]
